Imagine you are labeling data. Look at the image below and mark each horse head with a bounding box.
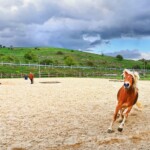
[123,69,139,89]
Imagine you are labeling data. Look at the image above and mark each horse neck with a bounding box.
[126,85,137,94]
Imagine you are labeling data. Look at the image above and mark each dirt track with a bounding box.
[0,78,150,150]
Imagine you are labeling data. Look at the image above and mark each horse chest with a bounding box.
[118,87,138,106]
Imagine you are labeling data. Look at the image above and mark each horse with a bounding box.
[107,69,140,133]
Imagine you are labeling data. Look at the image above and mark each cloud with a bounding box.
[105,49,142,60]
[140,52,150,60]
[0,0,150,59]
[83,34,101,43]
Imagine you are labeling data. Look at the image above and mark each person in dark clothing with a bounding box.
[28,72,34,84]
[24,74,28,80]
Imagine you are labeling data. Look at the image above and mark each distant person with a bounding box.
[24,74,28,80]
[28,72,34,84]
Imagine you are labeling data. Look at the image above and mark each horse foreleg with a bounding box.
[119,108,126,123]
[107,105,121,133]
[118,106,132,132]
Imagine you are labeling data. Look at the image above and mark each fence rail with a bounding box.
[1,62,150,72]
[0,62,150,79]
[0,73,113,78]
[0,62,95,69]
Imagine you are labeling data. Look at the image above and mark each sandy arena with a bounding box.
[0,78,150,150]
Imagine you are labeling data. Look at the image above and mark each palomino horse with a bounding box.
[108,69,140,133]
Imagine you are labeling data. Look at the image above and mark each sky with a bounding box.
[0,0,150,60]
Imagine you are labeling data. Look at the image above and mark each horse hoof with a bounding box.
[118,127,123,132]
[107,129,114,133]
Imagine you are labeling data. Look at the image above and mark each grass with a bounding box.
[0,47,149,79]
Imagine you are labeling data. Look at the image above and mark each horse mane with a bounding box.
[123,69,140,88]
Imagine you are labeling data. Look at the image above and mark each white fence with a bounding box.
[0,62,149,72]
[0,62,150,78]
[0,62,95,69]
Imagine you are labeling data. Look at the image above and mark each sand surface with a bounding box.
[0,78,150,150]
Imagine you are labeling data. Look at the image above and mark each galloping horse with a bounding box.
[108,69,140,133]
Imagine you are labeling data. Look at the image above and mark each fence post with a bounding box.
[38,64,41,78]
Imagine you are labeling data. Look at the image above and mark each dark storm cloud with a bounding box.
[90,40,102,46]
[0,0,150,55]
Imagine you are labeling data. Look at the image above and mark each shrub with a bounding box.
[40,59,53,65]
[86,61,94,66]
[0,53,5,57]
[146,65,150,69]
[132,65,141,69]
[34,47,40,50]
[64,56,76,66]
[56,51,64,55]
[3,55,16,62]
[54,60,59,65]
[24,51,38,62]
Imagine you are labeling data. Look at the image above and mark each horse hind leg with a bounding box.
[118,106,132,132]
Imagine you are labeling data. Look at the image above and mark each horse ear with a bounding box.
[124,70,128,77]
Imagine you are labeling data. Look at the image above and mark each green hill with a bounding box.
[0,47,149,79]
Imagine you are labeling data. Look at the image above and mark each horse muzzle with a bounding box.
[124,82,130,89]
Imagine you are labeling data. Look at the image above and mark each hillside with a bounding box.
[0,47,149,79]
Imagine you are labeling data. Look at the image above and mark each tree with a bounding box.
[116,55,123,61]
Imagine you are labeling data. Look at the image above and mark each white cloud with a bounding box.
[83,34,101,43]
[140,52,150,60]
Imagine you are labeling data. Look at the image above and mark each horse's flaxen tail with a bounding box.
[133,71,140,83]
[136,101,143,109]
[133,72,142,109]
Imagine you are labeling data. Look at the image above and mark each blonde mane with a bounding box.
[123,69,140,88]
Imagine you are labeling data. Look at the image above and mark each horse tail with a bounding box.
[136,101,143,109]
